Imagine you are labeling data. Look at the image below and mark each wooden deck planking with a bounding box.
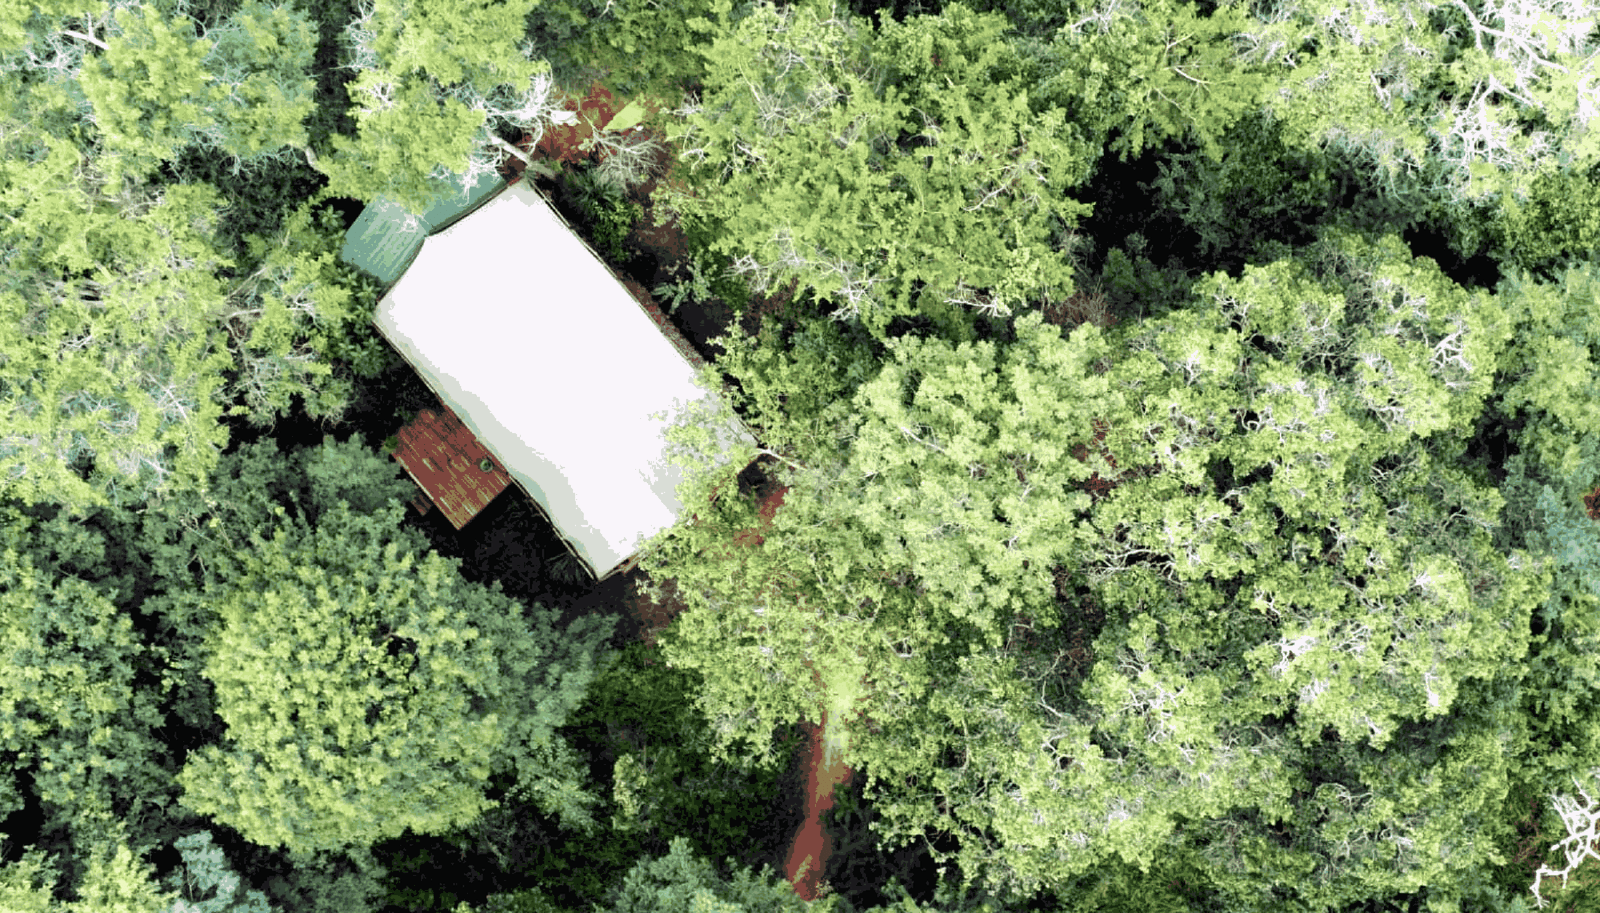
[392,405,511,529]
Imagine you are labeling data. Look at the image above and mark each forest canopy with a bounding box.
[2,0,1600,910]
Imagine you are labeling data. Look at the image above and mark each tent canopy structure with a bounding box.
[360,179,754,579]
[339,169,508,287]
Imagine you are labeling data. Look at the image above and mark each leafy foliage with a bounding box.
[175,498,612,854]
[604,837,814,913]
[565,643,797,864]
[7,823,175,913]
[1231,0,1600,210]
[323,0,565,211]
[0,75,379,509]
[1492,261,1600,482]
[653,229,1547,909]
[0,508,172,850]
[218,201,376,427]
[0,121,235,509]
[561,169,644,263]
[135,434,412,597]
[163,831,275,913]
[73,2,318,186]
[193,0,320,168]
[663,0,1094,336]
[1020,0,1269,162]
[1488,167,1600,276]
[4,0,1600,909]
[846,231,1538,906]
[645,311,1111,774]
[530,0,736,96]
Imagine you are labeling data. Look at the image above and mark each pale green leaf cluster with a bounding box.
[219,202,370,427]
[844,314,1109,640]
[74,1,317,186]
[325,0,564,211]
[162,831,275,913]
[847,232,1537,903]
[0,120,235,509]
[1,72,382,508]
[192,0,319,165]
[647,314,1115,763]
[656,227,1547,908]
[1493,261,1600,481]
[665,0,1093,336]
[1230,0,1600,207]
[0,824,174,913]
[1022,0,1270,161]
[606,837,820,913]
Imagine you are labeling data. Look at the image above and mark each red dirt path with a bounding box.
[523,88,854,892]
[624,483,853,899]
[784,711,854,900]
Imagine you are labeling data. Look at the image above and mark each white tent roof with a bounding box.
[373,181,752,577]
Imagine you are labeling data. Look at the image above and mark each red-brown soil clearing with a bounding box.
[784,711,854,900]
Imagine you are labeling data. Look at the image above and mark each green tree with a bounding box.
[175,498,611,854]
[1489,262,1600,895]
[136,435,415,598]
[536,0,734,97]
[1228,0,1600,212]
[645,311,1113,769]
[1490,261,1600,483]
[0,823,174,913]
[604,837,818,913]
[851,231,1537,907]
[322,0,565,211]
[564,643,796,865]
[217,201,376,428]
[73,1,318,187]
[161,831,276,913]
[1019,0,1270,162]
[0,507,172,851]
[1,65,381,507]
[0,108,235,509]
[663,0,1094,337]
[75,4,216,187]
[1485,166,1600,275]
[191,0,319,170]
[654,231,1543,909]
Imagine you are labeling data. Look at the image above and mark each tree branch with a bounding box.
[61,28,108,50]
[485,132,533,167]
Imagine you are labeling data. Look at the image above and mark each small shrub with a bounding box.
[652,254,717,315]
[164,831,276,913]
[564,168,643,262]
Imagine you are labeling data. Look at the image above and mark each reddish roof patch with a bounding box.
[391,404,512,529]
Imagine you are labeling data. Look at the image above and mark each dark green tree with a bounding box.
[174,496,611,854]
[0,507,172,854]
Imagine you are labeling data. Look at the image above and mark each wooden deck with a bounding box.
[392,404,512,529]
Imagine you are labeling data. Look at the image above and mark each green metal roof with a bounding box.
[339,169,508,286]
